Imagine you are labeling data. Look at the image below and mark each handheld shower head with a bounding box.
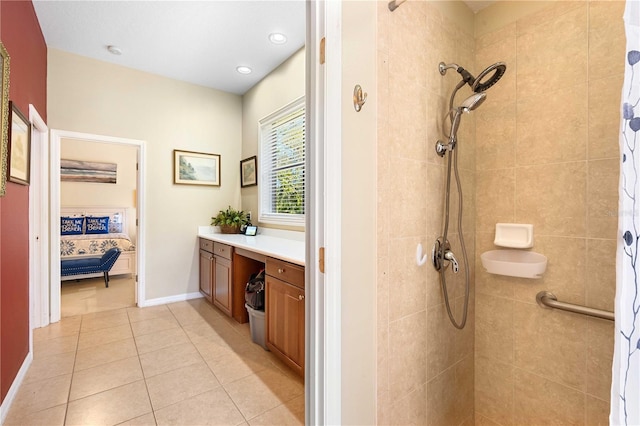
[448,93,487,144]
[459,92,486,112]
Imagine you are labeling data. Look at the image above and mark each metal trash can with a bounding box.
[245,303,268,350]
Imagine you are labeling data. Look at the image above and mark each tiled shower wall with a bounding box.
[376,1,477,424]
[474,2,624,424]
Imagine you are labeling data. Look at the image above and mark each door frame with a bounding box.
[49,130,146,323]
[28,105,49,329]
[306,1,342,424]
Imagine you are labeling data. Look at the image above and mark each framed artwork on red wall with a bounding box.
[0,41,9,196]
[7,102,30,186]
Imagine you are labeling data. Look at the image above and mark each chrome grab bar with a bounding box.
[536,291,614,321]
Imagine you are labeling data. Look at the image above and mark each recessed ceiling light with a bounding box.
[236,66,252,75]
[107,45,122,55]
[269,33,287,45]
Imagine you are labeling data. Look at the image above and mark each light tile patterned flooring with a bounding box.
[61,275,135,317]
[5,299,304,425]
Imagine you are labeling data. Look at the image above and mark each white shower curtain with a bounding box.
[612,1,640,424]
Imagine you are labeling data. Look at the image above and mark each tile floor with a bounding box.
[4,298,304,425]
[61,275,135,317]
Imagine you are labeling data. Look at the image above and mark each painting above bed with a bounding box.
[61,159,117,183]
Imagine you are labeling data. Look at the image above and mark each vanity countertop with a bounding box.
[198,230,305,266]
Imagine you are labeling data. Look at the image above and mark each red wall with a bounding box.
[0,0,46,403]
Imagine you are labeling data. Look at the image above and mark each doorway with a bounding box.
[49,130,147,323]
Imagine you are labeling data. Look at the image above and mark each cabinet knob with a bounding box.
[278,268,285,274]
[219,249,224,253]
[298,294,304,301]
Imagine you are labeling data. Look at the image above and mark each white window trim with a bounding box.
[258,95,306,227]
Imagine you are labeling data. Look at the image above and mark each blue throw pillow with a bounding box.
[61,217,84,235]
[85,216,110,234]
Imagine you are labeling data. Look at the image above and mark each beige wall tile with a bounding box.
[476,23,516,52]
[475,102,516,171]
[475,293,513,364]
[514,302,587,391]
[387,157,427,238]
[474,355,513,425]
[388,383,427,425]
[516,5,588,98]
[586,395,611,426]
[455,356,475,421]
[388,237,427,321]
[513,368,585,425]
[588,74,624,160]
[455,295,475,362]
[587,318,615,401]
[389,311,427,397]
[515,162,587,237]
[516,83,588,166]
[588,158,620,239]
[589,1,626,81]
[586,238,617,312]
[516,2,584,36]
[427,367,461,426]
[476,169,515,233]
[427,303,458,380]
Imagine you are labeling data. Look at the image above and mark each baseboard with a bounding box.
[0,351,33,423]
[140,292,203,307]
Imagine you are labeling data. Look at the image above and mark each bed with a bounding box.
[60,207,136,281]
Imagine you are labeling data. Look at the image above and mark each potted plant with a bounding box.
[211,206,249,234]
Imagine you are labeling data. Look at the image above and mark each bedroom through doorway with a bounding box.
[49,130,146,323]
[59,139,138,317]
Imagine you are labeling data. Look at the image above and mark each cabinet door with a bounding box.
[266,276,305,374]
[213,255,232,316]
[199,249,213,302]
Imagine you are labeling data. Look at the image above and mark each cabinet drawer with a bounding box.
[266,257,304,289]
[213,242,233,260]
[199,238,214,253]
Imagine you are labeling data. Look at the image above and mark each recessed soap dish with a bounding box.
[494,223,534,248]
[481,250,547,279]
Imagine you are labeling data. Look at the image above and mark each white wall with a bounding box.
[60,138,137,239]
[241,48,305,230]
[48,49,242,300]
[341,1,377,423]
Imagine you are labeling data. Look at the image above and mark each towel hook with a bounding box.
[353,84,367,112]
[416,243,428,266]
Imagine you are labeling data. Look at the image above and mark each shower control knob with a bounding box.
[435,140,448,157]
[443,250,459,273]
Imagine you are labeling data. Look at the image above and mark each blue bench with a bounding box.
[61,248,122,288]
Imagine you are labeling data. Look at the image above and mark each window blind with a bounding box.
[259,97,305,226]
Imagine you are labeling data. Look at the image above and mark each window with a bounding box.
[259,97,305,226]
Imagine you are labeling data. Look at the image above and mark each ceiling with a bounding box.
[32,1,306,95]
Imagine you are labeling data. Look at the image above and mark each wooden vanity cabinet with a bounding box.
[265,257,305,376]
[198,239,214,302]
[199,238,233,316]
[212,242,233,316]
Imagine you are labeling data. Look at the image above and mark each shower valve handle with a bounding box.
[443,250,459,273]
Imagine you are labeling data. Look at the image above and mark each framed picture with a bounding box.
[0,42,10,196]
[240,155,257,187]
[173,149,220,186]
[7,102,30,186]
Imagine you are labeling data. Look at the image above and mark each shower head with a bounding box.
[440,61,507,93]
[471,62,506,92]
[459,92,486,112]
